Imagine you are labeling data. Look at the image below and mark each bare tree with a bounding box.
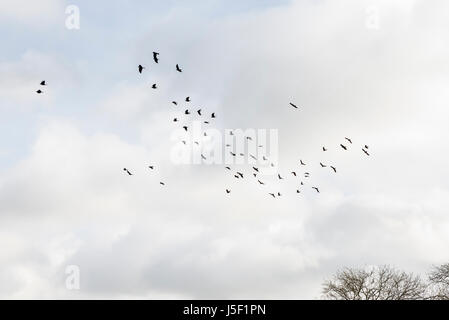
[428,263,449,300]
[322,265,428,300]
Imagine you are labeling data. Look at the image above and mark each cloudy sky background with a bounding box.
[1,0,449,299]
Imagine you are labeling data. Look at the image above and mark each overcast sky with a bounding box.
[1,0,449,299]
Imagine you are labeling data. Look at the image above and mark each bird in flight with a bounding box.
[290,102,298,109]
[176,64,182,72]
[153,52,159,63]
[277,192,282,197]
[204,121,209,124]
[362,148,370,156]
[322,147,327,151]
[345,137,352,144]
[291,171,297,176]
[172,101,177,106]
[230,152,236,157]
[183,126,188,131]
[296,190,301,193]
[226,189,231,194]
[138,65,145,73]
[225,166,231,170]
[330,166,337,173]
[36,89,43,94]
[211,113,216,118]
[160,182,165,186]
[152,83,157,89]
[258,180,265,185]
[185,109,190,115]
[123,168,132,175]
[148,166,154,170]
[173,118,178,122]
[236,172,244,178]
[185,96,190,102]
[312,187,320,193]
[278,174,283,180]
[197,109,202,115]
[364,145,369,149]
[40,80,46,86]
[201,154,207,160]
[340,144,347,150]
[300,160,306,166]
[269,193,276,198]
[253,167,259,172]
[320,162,327,168]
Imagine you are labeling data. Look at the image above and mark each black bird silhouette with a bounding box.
[230,152,236,156]
[153,52,159,63]
[262,156,268,161]
[201,154,206,160]
[185,96,190,102]
[320,162,327,168]
[253,167,259,172]
[253,173,257,177]
[176,64,182,72]
[173,118,178,122]
[123,168,132,175]
[234,175,240,179]
[340,144,347,150]
[226,189,231,194]
[300,160,306,165]
[236,172,244,178]
[204,121,209,124]
[277,192,281,196]
[246,136,253,141]
[40,80,46,86]
[364,145,369,149]
[197,109,202,115]
[304,172,310,177]
[185,109,190,115]
[211,113,216,118]
[291,171,297,176]
[258,180,265,185]
[290,102,298,109]
[194,141,199,145]
[330,166,337,173]
[138,65,144,73]
[183,126,188,131]
[312,187,320,193]
[296,190,301,193]
[300,181,304,186]
[239,153,244,156]
[278,174,283,180]
[250,154,257,160]
[362,148,370,156]
[323,147,327,151]
[36,89,42,94]
[345,137,352,144]
[148,166,154,170]
[152,83,157,89]
[229,131,234,135]
[160,182,165,186]
[181,140,186,145]
[172,101,177,105]
[225,166,231,170]
[269,193,276,198]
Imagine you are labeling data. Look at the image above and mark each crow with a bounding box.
[123,168,132,175]
[183,126,188,131]
[197,109,202,115]
[173,118,178,122]
[138,65,144,73]
[160,182,165,186]
[185,96,190,102]
[292,171,297,176]
[152,83,157,89]
[226,189,231,194]
[290,102,298,109]
[312,187,320,193]
[211,112,216,118]
[236,172,244,178]
[278,174,283,180]
[153,52,159,63]
[269,193,276,198]
[176,64,182,72]
[323,147,327,151]
[40,80,46,86]
[258,180,265,185]
[185,109,190,115]
[362,148,370,156]
[201,154,206,160]
[172,101,177,105]
[225,166,231,170]
[330,166,337,173]
[148,166,154,170]
[345,137,353,144]
[340,144,347,150]
[320,162,327,168]
[300,160,306,165]
[253,167,259,172]
[36,89,43,94]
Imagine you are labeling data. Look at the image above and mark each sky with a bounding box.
[1,0,449,299]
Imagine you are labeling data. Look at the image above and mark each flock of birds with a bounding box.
[37,51,371,198]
